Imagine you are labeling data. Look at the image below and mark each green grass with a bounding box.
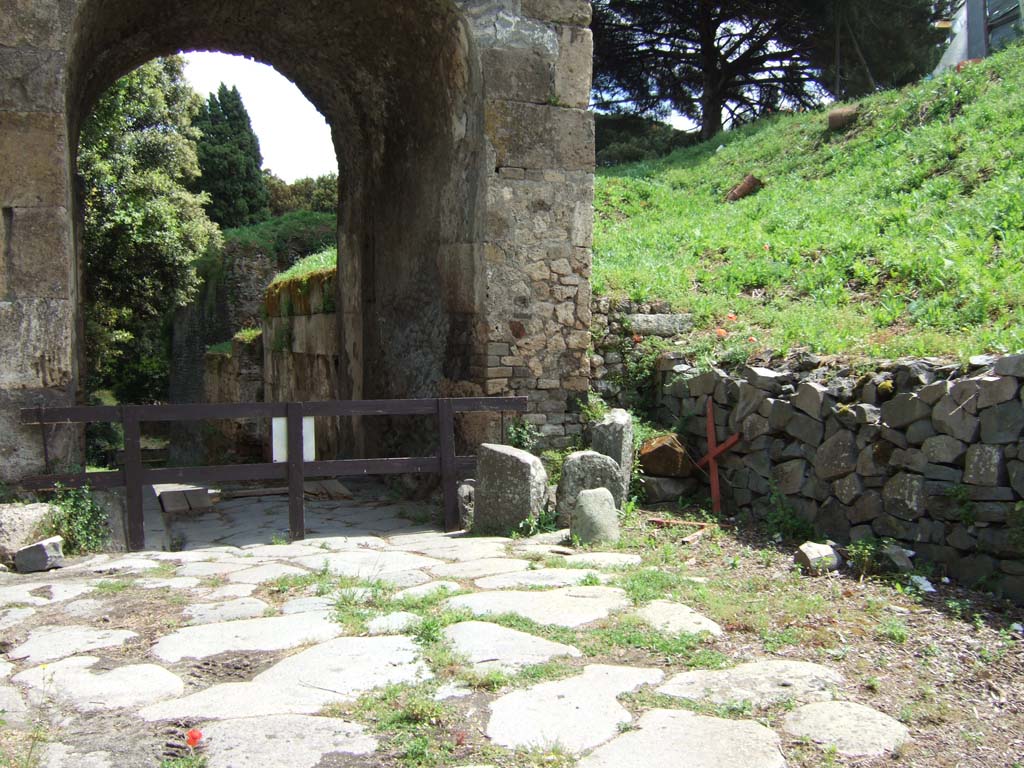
[594,43,1024,360]
[221,210,335,265]
[268,246,337,287]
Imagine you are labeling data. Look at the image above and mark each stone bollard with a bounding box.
[571,488,620,545]
[590,408,634,501]
[473,444,547,536]
[555,451,624,528]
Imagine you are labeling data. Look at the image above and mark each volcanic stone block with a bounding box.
[639,434,694,478]
[833,473,863,506]
[792,382,829,420]
[571,488,619,545]
[772,459,807,495]
[883,473,926,521]
[590,408,633,497]
[932,395,980,442]
[993,353,1024,377]
[850,490,883,524]
[905,419,937,446]
[556,451,624,528]
[922,435,967,465]
[741,366,789,394]
[815,430,858,480]
[786,413,824,447]
[474,444,548,536]
[979,400,1024,444]
[963,444,1006,486]
[977,375,1018,409]
[14,536,64,573]
[881,394,931,428]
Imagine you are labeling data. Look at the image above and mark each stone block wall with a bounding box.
[261,272,342,458]
[658,355,1024,602]
[203,335,265,461]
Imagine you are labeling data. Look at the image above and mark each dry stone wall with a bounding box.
[658,355,1024,602]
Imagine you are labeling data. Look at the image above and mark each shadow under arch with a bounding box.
[65,0,488,456]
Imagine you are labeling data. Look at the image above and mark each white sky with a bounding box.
[183,51,337,183]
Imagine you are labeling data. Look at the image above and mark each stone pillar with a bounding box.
[0,9,79,481]
[465,0,596,449]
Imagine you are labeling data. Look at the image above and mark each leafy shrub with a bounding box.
[44,486,110,554]
[847,537,885,579]
[763,483,814,543]
[505,419,540,453]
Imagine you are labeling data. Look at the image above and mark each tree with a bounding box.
[79,57,221,403]
[593,1,824,139]
[805,0,949,100]
[592,1,947,139]
[192,84,270,227]
[264,170,338,217]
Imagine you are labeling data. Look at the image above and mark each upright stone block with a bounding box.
[571,488,619,545]
[590,408,633,499]
[474,444,548,536]
[556,450,623,527]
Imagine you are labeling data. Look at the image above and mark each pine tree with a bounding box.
[192,84,270,227]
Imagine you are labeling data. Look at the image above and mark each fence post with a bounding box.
[438,398,459,531]
[287,402,306,541]
[122,406,145,551]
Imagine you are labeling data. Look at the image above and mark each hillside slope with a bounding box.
[593,44,1024,361]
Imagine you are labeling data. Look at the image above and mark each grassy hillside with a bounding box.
[593,43,1024,362]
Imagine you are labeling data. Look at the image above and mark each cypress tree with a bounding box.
[192,84,270,227]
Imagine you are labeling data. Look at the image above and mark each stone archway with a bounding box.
[0,0,595,480]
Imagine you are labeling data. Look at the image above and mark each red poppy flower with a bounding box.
[715,328,729,338]
[726,313,737,322]
[186,729,203,749]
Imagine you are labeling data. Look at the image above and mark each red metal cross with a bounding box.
[696,398,741,516]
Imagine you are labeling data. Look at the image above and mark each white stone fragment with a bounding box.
[486,664,663,753]
[201,715,377,768]
[150,611,341,663]
[658,659,843,707]
[9,625,137,665]
[577,708,786,768]
[782,701,910,757]
[14,655,184,711]
[636,600,723,637]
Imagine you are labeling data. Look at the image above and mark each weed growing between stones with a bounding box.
[93,579,135,595]
[158,754,207,767]
[43,485,109,554]
[763,482,815,544]
[0,719,49,768]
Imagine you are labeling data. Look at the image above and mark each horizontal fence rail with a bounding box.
[20,397,528,550]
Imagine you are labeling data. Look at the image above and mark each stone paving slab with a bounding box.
[175,561,254,578]
[474,568,609,590]
[135,576,201,590]
[302,534,388,550]
[40,745,113,768]
[577,708,787,768]
[658,659,843,706]
[486,664,664,753]
[202,583,257,600]
[782,701,910,757]
[394,580,462,600]
[443,621,582,672]
[0,685,29,727]
[281,596,335,614]
[140,635,431,721]
[9,625,138,665]
[428,558,531,580]
[226,562,310,584]
[636,600,723,636]
[90,557,161,574]
[0,582,95,607]
[367,611,421,635]
[293,550,444,579]
[14,655,184,711]
[240,543,334,558]
[200,714,378,768]
[0,606,36,631]
[184,597,271,625]
[0,660,13,679]
[563,552,643,568]
[62,598,106,619]
[150,611,342,663]
[445,586,631,628]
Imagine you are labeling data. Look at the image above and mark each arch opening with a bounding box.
[67,0,487,459]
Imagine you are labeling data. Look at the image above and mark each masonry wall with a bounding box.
[0,0,596,480]
[654,357,1024,602]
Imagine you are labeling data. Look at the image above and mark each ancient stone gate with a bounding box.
[0,0,595,479]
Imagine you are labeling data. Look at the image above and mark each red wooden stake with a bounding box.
[696,399,741,516]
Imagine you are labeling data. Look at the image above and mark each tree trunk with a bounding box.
[698,1,724,140]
